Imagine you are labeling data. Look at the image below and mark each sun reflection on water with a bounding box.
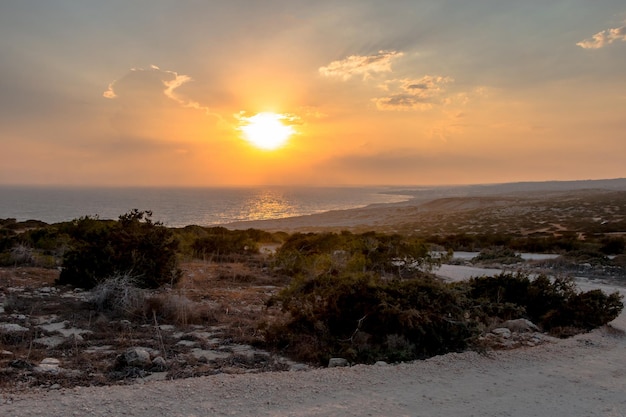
[240,188,296,221]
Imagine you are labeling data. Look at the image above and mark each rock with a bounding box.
[35,358,61,373]
[39,321,92,338]
[39,321,67,333]
[1,350,13,357]
[501,318,540,333]
[374,361,388,366]
[289,363,310,372]
[328,358,349,368]
[491,328,512,339]
[9,359,33,370]
[122,347,152,369]
[49,383,61,390]
[151,356,167,371]
[84,345,115,354]
[176,340,198,347]
[0,323,29,333]
[190,348,230,362]
[34,336,66,348]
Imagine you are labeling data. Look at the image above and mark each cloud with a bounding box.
[373,75,454,111]
[577,24,626,49]
[318,50,404,81]
[103,65,216,116]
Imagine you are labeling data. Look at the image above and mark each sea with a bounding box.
[0,186,413,228]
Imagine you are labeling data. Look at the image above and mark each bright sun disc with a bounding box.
[240,112,294,150]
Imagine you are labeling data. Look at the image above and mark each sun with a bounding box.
[239,112,294,150]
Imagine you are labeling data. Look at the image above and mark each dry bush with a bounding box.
[145,292,199,326]
[88,273,146,317]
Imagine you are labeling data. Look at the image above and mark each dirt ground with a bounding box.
[1,263,625,416]
[1,309,624,416]
[0,262,294,393]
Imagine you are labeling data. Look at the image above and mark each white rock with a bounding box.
[35,358,61,373]
[152,356,167,370]
[501,318,540,333]
[328,358,349,368]
[0,323,29,333]
[34,336,66,348]
[491,328,512,339]
[123,347,152,368]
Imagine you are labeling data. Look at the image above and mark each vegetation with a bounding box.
[0,206,624,369]
[57,210,181,289]
[273,231,440,279]
[264,233,624,365]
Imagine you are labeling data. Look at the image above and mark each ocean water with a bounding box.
[0,186,411,228]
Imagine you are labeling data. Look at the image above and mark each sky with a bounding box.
[1,0,625,187]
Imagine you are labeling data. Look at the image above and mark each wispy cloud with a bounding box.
[103,65,217,117]
[577,24,626,49]
[373,75,454,111]
[318,50,404,81]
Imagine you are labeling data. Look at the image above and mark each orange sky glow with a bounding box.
[1,2,625,187]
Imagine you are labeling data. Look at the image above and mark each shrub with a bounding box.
[267,269,623,364]
[57,210,181,289]
[266,272,475,364]
[89,273,146,316]
[471,247,523,265]
[599,236,626,255]
[191,227,259,261]
[467,273,623,333]
[273,231,435,279]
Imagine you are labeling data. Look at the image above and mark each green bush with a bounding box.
[467,273,623,333]
[191,227,259,261]
[273,231,435,279]
[57,210,181,289]
[267,272,475,364]
[471,247,523,265]
[267,265,623,364]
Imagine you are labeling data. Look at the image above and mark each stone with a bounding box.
[34,336,66,348]
[190,348,230,362]
[151,356,167,371]
[501,318,540,333]
[39,321,67,333]
[374,361,388,366]
[84,345,115,354]
[122,347,152,368]
[328,358,349,368]
[0,323,29,333]
[176,340,198,347]
[289,363,310,372]
[9,359,33,369]
[491,328,512,339]
[35,358,61,373]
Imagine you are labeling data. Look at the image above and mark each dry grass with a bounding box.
[0,259,287,391]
